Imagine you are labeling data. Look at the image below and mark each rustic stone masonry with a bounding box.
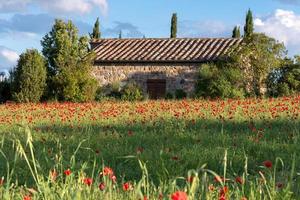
[93,63,199,95]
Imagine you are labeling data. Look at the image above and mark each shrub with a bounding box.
[195,63,245,99]
[121,81,143,101]
[0,79,12,103]
[175,89,187,99]
[11,49,47,103]
[165,92,174,100]
[107,81,122,99]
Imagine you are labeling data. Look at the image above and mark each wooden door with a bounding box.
[147,79,166,99]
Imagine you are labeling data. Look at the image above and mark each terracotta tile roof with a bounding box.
[91,38,242,63]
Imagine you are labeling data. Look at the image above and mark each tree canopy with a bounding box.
[41,19,98,102]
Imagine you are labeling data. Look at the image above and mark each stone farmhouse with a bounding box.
[91,38,242,99]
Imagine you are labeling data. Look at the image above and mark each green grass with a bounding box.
[0,98,299,199]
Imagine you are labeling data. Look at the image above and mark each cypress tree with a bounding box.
[119,30,122,39]
[170,13,177,38]
[232,26,241,38]
[90,17,101,39]
[244,9,254,38]
[11,49,47,103]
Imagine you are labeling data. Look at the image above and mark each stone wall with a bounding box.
[92,63,200,95]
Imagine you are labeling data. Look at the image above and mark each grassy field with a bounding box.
[0,97,299,199]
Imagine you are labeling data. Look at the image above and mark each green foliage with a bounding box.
[11,49,47,103]
[41,19,98,102]
[268,61,300,97]
[121,81,143,101]
[175,89,187,99]
[170,13,177,38]
[165,92,174,100]
[230,33,287,97]
[232,26,241,38]
[90,17,101,39]
[0,79,12,103]
[244,9,254,38]
[195,63,245,99]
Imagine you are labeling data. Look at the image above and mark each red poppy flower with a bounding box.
[171,191,188,200]
[276,182,284,189]
[99,182,105,191]
[23,196,31,200]
[102,167,114,176]
[128,130,133,136]
[83,178,93,186]
[219,186,228,196]
[263,160,272,168]
[122,182,133,191]
[110,175,117,183]
[64,169,71,176]
[241,197,248,200]
[235,176,244,184]
[186,176,194,183]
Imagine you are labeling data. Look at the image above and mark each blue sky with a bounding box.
[1,0,300,73]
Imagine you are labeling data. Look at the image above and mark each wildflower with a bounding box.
[23,196,31,200]
[171,156,179,161]
[64,169,71,176]
[99,182,105,191]
[208,184,215,191]
[128,130,133,136]
[235,176,244,184]
[136,147,144,154]
[263,160,272,168]
[83,178,93,186]
[219,186,228,200]
[171,191,188,200]
[276,182,284,189]
[110,175,117,183]
[50,169,58,182]
[186,176,194,183]
[241,197,248,200]
[122,182,133,191]
[102,167,114,176]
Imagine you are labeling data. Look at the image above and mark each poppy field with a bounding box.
[0,97,300,199]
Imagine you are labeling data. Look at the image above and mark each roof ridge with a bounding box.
[90,37,242,43]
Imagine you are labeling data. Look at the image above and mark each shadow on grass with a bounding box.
[0,118,299,186]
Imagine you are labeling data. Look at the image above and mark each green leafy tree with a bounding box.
[41,19,98,102]
[11,49,47,103]
[170,13,177,38]
[195,62,245,99]
[230,33,287,96]
[244,9,254,38]
[232,26,241,38]
[90,17,101,39]
[268,58,300,96]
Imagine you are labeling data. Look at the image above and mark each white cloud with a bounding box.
[0,0,31,12]
[179,20,231,38]
[0,46,19,72]
[0,0,108,15]
[254,9,300,55]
